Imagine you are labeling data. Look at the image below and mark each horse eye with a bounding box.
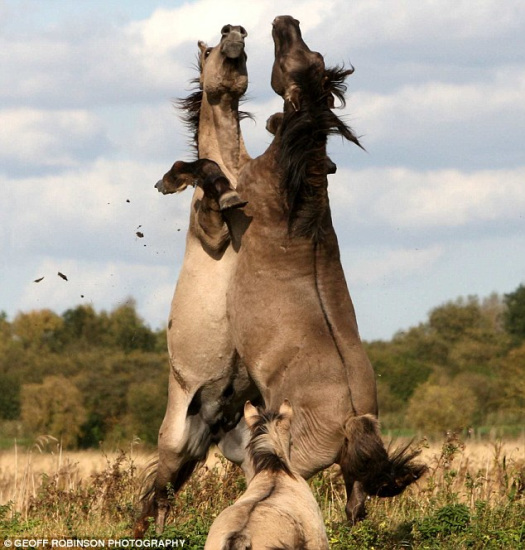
[205,48,212,58]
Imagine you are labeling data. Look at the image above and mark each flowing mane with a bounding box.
[278,64,363,240]
[176,77,202,156]
[176,62,252,156]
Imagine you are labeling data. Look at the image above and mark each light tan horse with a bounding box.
[135,25,259,537]
[205,401,329,550]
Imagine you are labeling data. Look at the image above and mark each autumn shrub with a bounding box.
[21,376,87,448]
[405,378,478,433]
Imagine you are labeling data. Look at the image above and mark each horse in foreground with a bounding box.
[205,400,329,550]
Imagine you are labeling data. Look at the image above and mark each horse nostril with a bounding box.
[221,24,232,36]
[239,26,247,37]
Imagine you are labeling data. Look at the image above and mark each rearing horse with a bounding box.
[227,15,425,523]
[135,24,260,537]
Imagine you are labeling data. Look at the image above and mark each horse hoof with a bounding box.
[219,191,248,211]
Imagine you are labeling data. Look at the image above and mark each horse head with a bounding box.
[271,15,326,111]
[198,24,248,98]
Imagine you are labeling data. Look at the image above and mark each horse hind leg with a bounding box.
[154,458,201,534]
[135,389,212,537]
[135,457,200,537]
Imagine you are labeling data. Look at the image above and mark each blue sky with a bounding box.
[1,0,524,340]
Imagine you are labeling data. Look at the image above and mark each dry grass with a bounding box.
[0,437,152,519]
[0,435,523,547]
[417,434,524,500]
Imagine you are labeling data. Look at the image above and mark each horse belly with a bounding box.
[168,239,237,388]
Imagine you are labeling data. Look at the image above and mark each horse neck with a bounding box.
[198,93,250,185]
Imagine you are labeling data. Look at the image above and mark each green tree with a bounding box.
[106,299,156,352]
[11,309,64,352]
[127,381,167,444]
[0,373,21,419]
[75,349,167,447]
[503,283,525,342]
[428,297,482,344]
[58,304,107,349]
[21,375,87,448]
[497,343,525,417]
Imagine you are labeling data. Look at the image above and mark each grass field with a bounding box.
[0,434,523,548]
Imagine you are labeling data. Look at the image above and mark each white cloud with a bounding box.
[16,257,175,330]
[344,245,444,286]
[0,108,111,172]
[1,159,192,260]
[351,71,525,145]
[310,0,525,56]
[330,166,525,230]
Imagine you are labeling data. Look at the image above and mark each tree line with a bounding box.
[1,286,524,448]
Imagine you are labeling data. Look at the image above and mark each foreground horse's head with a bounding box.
[268,17,363,239]
[271,15,325,110]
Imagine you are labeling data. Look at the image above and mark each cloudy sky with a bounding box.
[1,0,524,341]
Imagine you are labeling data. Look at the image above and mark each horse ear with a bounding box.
[198,40,207,54]
[265,112,283,135]
[278,399,293,424]
[244,401,259,428]
[172,160,187,173]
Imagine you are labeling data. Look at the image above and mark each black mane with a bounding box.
[278,64,362,241]
[176,78,202,156]
[247,409,294,478]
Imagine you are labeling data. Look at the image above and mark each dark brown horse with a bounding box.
[177,15,425,523]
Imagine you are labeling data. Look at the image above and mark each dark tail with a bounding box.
[342,414,427,497]
[134,458,158,538]
[134,457,203,538]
